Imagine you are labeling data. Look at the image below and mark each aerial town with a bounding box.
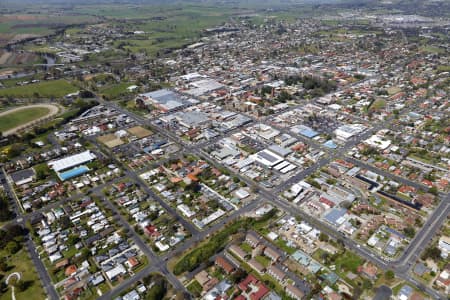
[0,0,449,299]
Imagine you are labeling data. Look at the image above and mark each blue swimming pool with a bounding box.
[58,165,90,181]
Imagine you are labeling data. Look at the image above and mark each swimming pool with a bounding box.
[58,165,90,181]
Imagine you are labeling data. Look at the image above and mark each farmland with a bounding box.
[0,14,101,46]
[0,80,78,98]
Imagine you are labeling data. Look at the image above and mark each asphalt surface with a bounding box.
[373,285,392,300]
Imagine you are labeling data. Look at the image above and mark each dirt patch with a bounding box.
[0,15,46,22]
[0,52,12,65]
[127,126,153,138]
[98,134,124,148]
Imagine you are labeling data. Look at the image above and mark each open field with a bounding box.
[109,6,237,54]
[0,249,45,300]
[98,133,124,148]
[0,50,41,66]
[99,82,136,99]
[0,104,59,135]
[127,126,152,138]
[0,14,101,46]
[419,45,446,54]
[0,79,78,98]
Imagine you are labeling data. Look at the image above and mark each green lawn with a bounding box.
[370,98,387,111]
[254,255,271,268]
[0,106,51,132]
[387,86,402,96]
[0,80,78,98]
[436,65,450,73]
[273,239,296,255]
[334,251,364,274]
[240,242,253,253]
[186,280,202,297]
[0,14,100,43]
[0,249,45,300]
[419,45,446,54]
[100,82,136,99]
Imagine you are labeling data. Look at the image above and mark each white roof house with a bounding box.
[105,264,126,281]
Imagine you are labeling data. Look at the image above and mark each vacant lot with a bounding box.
[0,79,78,98]
[127,126,152,138]
[98,134,124,148]
[100,82,136,99]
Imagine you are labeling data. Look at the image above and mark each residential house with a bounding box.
[285,284,304,300]
[215,256,235,274]
[238,274,270,300]
[246,232,261,248]
[229,244,248,261]
[248,258,265,274]
[267,265,286,282]
[435,264,450,294]
[263,246,282,262]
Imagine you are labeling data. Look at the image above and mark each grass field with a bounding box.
[113,11,230,54]
[436,65,450,73]
[0,14,100,43]
[0,249,45,300]
[387,86,402,96]
[99,82,136,99]
[0,106,51,132]
[0,79,78,98]
[419,45,446,54]
[334,251,364,274]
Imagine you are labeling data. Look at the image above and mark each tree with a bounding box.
[0,258,8,272]
[145,278,167,300]
[385,270,395,280]
[403,226,416,239]
[230,269,247,284]
[421,246,441,260]
[59,216,71,230]
[15,280,28,292]
[34,164,51,180]
[320,252,330,264]
[428,186,438,196]
[7,144,22,159]
[0,191,14,222]
[6,241,20,255]
[67,235,80,246]
[362,279,372,290]
[319,233,329,242]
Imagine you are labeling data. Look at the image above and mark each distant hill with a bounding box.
[2,0,449,17]
[3,0,344,5]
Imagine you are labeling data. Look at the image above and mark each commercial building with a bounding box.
[136,89,189,112]
[48,150,96,173]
